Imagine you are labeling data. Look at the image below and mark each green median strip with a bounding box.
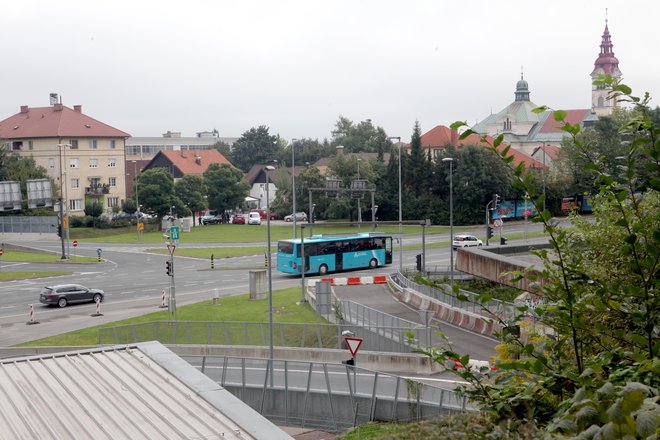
[0,271,72,282]
[0,250,98,263]
[146,246,267,258]
[17,287,324,347]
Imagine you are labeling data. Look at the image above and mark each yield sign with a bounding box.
[344,337,363,357]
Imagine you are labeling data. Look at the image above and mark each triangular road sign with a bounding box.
[344,337,363,357]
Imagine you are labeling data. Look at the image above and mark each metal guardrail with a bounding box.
[338,300,434,348]
[392,271,516,322]
[98,321,420,352]
[183,354,470,433]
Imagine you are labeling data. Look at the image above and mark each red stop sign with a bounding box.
[72,240,78,248]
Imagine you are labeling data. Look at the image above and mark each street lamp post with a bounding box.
[442,157,454,290]
[291,139,298,238]
[57,143,71,259]
[132,160,140,240]
[264,165,276,371]
[357,158,362,224]
[388,137,402,272]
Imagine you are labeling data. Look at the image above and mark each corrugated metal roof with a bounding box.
[0,342,291,440]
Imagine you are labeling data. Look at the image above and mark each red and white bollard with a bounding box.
[91,297,103,317]
[26,304,40,325]
[159,289,168,308]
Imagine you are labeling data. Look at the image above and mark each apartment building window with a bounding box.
[89,139,98,149]
[69,199,82,211]
[109,139,116,149]
[108,158,116,167]
[12,141,22,151]
[69,140,79,149]
[69,158,79,168]
[107,197,120,208]
[89,158,98,168]
[48,158,55,169]
[109,177,117,187]
[70,178,79,189]
[28,140,33,150]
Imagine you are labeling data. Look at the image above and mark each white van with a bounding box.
[247,212,262,225]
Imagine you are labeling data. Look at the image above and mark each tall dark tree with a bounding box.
[203,164,249,214]
[175,175,207,225]
[330,116,388,153]
[138,168,186,217]
[230,126,279,172]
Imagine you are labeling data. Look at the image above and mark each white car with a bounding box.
[247,212,262,225]
[452,235,483,250]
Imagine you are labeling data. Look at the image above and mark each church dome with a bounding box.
[516,78,529,90]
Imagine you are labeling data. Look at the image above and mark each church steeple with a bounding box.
[591,13,622,116]
[514,68,530,102]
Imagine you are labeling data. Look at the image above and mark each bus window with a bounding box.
[278,242,294,255]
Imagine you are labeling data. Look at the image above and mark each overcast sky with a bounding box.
[2,1,658,142]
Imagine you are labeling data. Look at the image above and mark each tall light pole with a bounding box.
[357,158,362,224]
[442,157,454,290]
[541,143,546,213]
[264,165,276,368]
[291,139,298,238]
[132,160,140,240]
[57,143,71,259]
[388,137,402,272]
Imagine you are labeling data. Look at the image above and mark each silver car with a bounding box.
[284,212,308,222]
[39,284,104,308]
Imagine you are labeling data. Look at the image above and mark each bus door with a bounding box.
[384,237,393,264]
[336,251,343,271]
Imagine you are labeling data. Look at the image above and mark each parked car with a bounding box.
[249,209,277,220]
[247,212,262,225]
[284,212,308,222]
[202,215,222,225]
[231,215,246,224]
[39,284,104,308]
[452,235,483,250]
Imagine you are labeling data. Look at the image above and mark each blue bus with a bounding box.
[277,233,393,275]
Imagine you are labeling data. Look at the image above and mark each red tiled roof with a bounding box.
[160,149,233,174]
[416,125,545,168]
[539,109,590,133]
[0,104,130,139]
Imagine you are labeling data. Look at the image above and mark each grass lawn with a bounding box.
[18,287,326,347]
[0,271,72,282]
[146,246,267,258]
[0,250,97,263]
[69,223,472,244]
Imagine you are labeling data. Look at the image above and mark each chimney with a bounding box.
[180,150,187,158]
[53,103,63,111]
[74,105,82,113]
[450,129,458,146]
[20,105,28,113]
[336,145,345,155]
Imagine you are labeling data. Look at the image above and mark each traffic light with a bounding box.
[492,194,500,207]
[416,254,422,271]
[57,224,62,237]
[500,237,508,245]
[487,226,494,240]
[264,252,269,267]
[166,260,172,276]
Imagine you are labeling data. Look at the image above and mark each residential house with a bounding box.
[0,97,130,215]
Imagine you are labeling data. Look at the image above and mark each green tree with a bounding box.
[175,175,207,225]
[426,80,659,437]
[212,140,232,163]
[138,168,184,217]
[203,164,249,215]
[230,126,279,172]
[330,116,389,153]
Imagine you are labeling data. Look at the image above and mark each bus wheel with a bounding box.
[318,264,328,276]
[369,258,378,269]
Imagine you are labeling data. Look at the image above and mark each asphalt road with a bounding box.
[0,221,552,347]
